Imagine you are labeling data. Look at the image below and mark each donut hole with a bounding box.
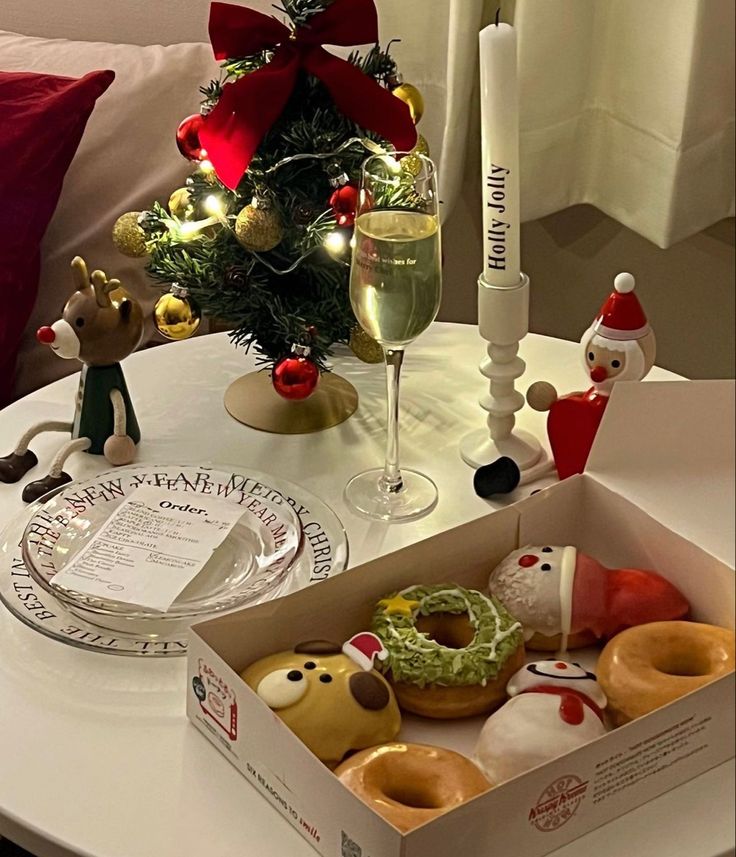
[415,613,475,649]
[655,651,712,677]
[382,783,443,810]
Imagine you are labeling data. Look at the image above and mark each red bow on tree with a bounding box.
[199,0,418,189]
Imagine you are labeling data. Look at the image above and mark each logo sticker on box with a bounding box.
[528,774,588,832]
[193,658,238,741]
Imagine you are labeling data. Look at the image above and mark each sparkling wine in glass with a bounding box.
[345,152,442,521]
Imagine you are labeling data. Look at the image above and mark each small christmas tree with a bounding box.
[112,0,425,398]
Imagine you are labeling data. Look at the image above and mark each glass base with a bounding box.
[344,468,438,523]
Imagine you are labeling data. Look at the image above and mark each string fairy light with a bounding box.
[169,138,383,260]
[175,217,219,239]
[251,137,389,177]
[324,231,347,256]
[203,194,230,226]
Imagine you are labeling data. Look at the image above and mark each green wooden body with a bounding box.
[72,364,140,455]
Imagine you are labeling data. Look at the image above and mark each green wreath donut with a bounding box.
[370,584,523,688]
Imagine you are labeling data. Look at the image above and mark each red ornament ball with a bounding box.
[329,182,359,228]
[272,354,320,400]
[176,114,208,161]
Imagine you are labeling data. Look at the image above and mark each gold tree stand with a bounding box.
[224,371,358,434]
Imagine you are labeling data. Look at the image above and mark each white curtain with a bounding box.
[513,0,735,248]
[378,0,487,222]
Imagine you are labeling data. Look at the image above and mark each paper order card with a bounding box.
[50,485,245,611]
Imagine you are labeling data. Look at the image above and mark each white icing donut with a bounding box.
[489,545,576,648]
[474,659,607,784]
[488,545,691,653]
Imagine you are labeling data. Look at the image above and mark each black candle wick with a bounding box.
[495,7,501,25]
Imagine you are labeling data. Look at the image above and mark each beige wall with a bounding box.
[440,168,735,380]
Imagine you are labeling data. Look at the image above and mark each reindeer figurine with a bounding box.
[0,256,143,502]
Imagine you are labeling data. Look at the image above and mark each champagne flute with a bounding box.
[345,152,442,521]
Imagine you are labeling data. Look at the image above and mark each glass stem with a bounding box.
[381,348,405,494]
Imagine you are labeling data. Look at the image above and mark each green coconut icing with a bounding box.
[370,584,523,688]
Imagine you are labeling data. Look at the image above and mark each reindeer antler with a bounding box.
[90,269,118,308]
[70,256,91,292]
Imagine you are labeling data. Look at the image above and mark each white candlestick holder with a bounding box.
[460,271,545,471]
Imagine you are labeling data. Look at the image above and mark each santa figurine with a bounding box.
[474,660,608,785]
[527,272,656,480]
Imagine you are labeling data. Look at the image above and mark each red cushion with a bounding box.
[0,68,114,407]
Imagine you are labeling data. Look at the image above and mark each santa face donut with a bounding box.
[489,545,689,653]
[241,637,401,767]
[474,659,608,784]
[597,621,735,726]
[370,584,525,719]
[335,743,491,833]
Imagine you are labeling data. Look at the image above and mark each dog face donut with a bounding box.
[335,743,492,833]
[371,585,525,718]
[597,621,735,726]
[241,639,401,767]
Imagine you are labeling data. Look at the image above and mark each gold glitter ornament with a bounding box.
[168,187,192,219]
[111,212,148,258]
[153,285,201,340]
[234,198,283,252]
[349,325,384,364]
[401,134,431,177]
[413,134,430,156]
[392,83,424,124]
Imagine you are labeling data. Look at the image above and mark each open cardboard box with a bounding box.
[187,381,736,857]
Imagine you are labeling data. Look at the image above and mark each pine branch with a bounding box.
[278,0,332,27]
[141,18,408,369]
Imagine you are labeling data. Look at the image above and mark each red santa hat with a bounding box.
[592,273,650,341]
[342,632,388,671]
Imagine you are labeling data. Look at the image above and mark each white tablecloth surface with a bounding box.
[0,324,732,857]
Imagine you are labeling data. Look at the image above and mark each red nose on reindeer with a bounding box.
[590,366,608,382]
[36,326,56,345]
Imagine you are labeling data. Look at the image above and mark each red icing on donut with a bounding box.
[558,693,585,725]
[518,554,539,567]
[571,553,689,639]
[519,686,605,724]
[602,568,689,635]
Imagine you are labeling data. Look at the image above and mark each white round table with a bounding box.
[0,324,732,857]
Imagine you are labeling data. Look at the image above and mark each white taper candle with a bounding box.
[479,21,521,287]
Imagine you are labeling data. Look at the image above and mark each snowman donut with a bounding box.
[474,660,607,784]
[488,545,689,653]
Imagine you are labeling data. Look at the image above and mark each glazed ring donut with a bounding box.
[371,584,525,719]
[597,621,735,726]
[335,743,491,832]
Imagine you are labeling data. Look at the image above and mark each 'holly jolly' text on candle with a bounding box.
[479,22,521,287]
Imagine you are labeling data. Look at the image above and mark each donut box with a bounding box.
[186,381,735,857]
